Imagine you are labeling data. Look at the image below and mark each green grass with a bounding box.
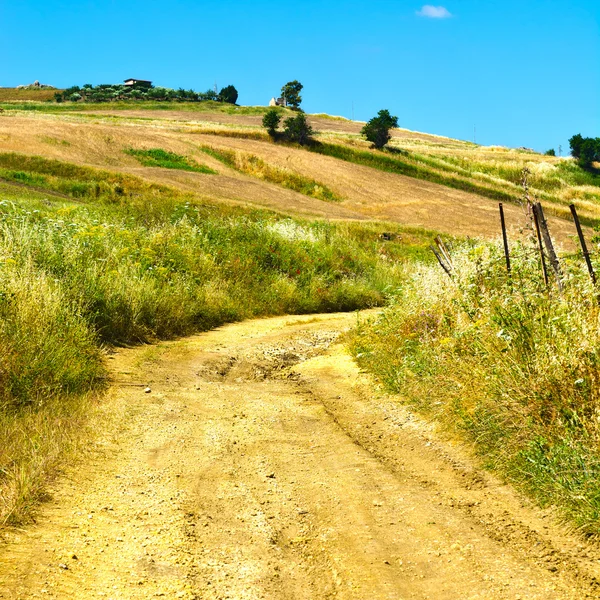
[125,148,216,173]
[200,145,343,202]
[0,154,434,526]
[0,151,198,208]
[350,239,600,536]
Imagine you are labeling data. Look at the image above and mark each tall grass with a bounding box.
[200,145,343,202]
[350,237,600,535]
[0,158,433,524]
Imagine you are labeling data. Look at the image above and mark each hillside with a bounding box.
[0,101,595,247]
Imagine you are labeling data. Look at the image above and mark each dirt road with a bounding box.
[1,312,599,599]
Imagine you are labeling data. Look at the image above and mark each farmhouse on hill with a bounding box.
[123,78,152,88]
[269,97,287,107]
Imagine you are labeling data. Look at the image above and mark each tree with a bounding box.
[262,109,281,138]
[578,138,600,169]
[569,133,584,159]
[281,80,303,110]
[544,148,556,156]
[361,109,399,149]
[570,133,600,169]
[283,112,313,145]
[218,85,238,104]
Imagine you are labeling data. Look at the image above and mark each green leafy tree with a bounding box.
[283,112,313,145]
[570,134,600,169]
[218,85,239,104]
[281,80,303,110]
[578,138,600,169]
[262,109,282,138]
[569,134,584,159]
[361,109,399,149]
[545,148,556,156]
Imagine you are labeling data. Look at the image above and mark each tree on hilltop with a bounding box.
[570,133,600,169]
[569,134,584,159]
[361,109,399,149]
[218,85,238,104]
[281,80,303,110]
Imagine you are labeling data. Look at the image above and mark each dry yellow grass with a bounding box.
[0,109,589,247]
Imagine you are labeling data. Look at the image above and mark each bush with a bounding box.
[262,109,281,138]
[283,112,314,145]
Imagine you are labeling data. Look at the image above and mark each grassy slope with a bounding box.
[0,106,593,242]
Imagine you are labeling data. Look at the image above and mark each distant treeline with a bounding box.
[54,83,238,104]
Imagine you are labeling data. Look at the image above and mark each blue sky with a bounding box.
[1,0,598,152]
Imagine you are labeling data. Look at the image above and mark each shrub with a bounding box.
[262,109,281,138]
[283,112,314,145]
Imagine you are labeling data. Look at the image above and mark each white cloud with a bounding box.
[417,5,452,18]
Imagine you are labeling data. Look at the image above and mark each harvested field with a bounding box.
[0,112,585,246]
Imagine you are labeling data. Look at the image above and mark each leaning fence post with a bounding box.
[535,202,563,292]
[532,204,549,288]
[430,246,452,279]
[499,203,511,274]
[569,204,596,285]
[435,236,453,269]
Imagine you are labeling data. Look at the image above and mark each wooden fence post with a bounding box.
[534,203,563,292]
[430,246,452,279]
[569,204,596,285]
[532,204,549,288]
[499,203,511,274]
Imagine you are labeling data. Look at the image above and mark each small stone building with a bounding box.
[269,97,286,107]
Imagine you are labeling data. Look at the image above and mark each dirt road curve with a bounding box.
[1,313,599,599]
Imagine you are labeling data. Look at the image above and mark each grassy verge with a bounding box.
[0,159,433,525]
[125,148,216,173]
[350,238,600,536]
[200,145,343,202]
